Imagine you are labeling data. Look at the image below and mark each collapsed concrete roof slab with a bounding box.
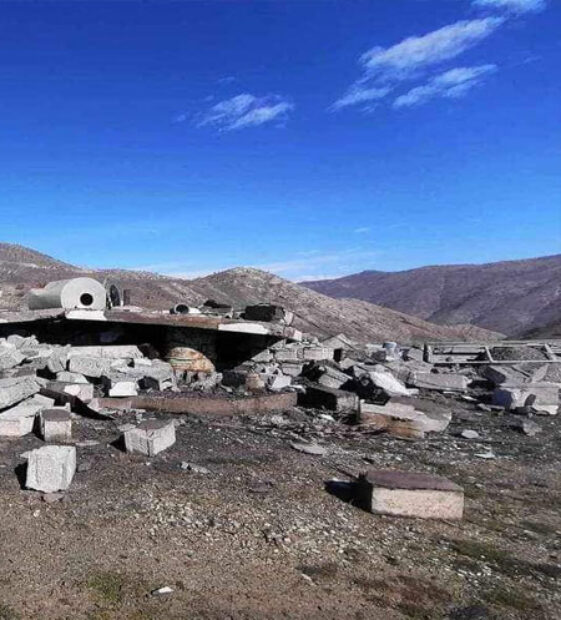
[0,308,303,342]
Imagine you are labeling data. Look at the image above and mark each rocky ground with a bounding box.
[0,393,560,620]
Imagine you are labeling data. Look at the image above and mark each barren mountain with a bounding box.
[303,254,561,337]
[0,243,500,343]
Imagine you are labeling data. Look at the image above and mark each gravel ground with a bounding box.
[0,394,560,620]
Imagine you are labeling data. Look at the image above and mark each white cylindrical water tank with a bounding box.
[28,277,107,311]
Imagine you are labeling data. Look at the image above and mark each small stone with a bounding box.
[42,492,64,504]
[151,586,173,596]
[181,462,210,474]
[511,418,542,436]
[290,442,327,456]
[475,451,496,460]
[461,430,479,439]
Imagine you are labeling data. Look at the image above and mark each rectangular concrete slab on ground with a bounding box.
[25,445,76,493]
[410,372,469,392]
[124,420,176,456]
[355,469,464,520]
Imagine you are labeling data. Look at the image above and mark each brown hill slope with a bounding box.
[0,243,500,343]
[303,255,561,337]
[186,267,500,343]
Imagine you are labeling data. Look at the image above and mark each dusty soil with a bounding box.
[0,396,560,619]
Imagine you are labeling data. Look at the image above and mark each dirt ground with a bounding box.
[0,396,560,620]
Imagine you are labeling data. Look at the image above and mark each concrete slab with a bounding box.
[355,469,464,520]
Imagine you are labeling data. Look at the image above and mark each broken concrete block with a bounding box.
[0,375,40,409]
[102,375,138,397]
[0,345,26,370]
[68,356,116,378]
[67,345,143,359]
[56,371,89,384]
[243,304,290,323]
[355,469,464,520]
[316,365,351,390]
[483,365,531,386]
[251,349,274,363]
[47,348,69,374]
[40,409,72,442]
[359,402,426,439]
[363,368,411,397]
[0,394,55,437]
[404,347,425,362]
[274,348,300,363]
[279,362,304,377]
[300,385,358,413]
[124,420,176,456]
[410,372,469,392]
[302,347,334,361]
[493,385,559,415]
[61,382,95,403]
[268,374,292,391]
[25,445,76,493]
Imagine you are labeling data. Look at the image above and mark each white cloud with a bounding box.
[393,64,497,108]
[332,85,392,110]
[333,17,503,111]
[354,227,371,234]
[360,18,503,81]
[197,93,294,131]
[472,0,546,14]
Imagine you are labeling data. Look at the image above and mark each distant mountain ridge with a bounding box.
[0,243,501,344]
[302,254,561,337]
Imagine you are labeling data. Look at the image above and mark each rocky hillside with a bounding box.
[303,255,561,337]
[0,244,500,344]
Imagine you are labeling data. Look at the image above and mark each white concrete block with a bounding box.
[356,470,464,520]
[25,445,76,493]
[56,371,89,384]
[124,420,176,456]
[40,409,72,441]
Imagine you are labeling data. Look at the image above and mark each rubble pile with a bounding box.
[0,277,559,520]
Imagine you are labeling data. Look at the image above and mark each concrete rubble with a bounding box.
[25,445,77,492]
[355,470,464,520]
[0,276,558,513]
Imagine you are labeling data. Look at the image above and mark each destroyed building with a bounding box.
[0,276,559,514]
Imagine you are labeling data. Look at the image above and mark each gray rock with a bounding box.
[290,442,327,456]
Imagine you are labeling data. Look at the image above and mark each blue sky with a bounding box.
[1,0,560,280]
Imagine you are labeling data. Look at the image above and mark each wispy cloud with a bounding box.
[331,86,392,110]
[472,0,546,14]
[360,18,502,81]
[333,17,503,111]
[393,64,497,108]
[354,227,371,234]
[196,93,294,131]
